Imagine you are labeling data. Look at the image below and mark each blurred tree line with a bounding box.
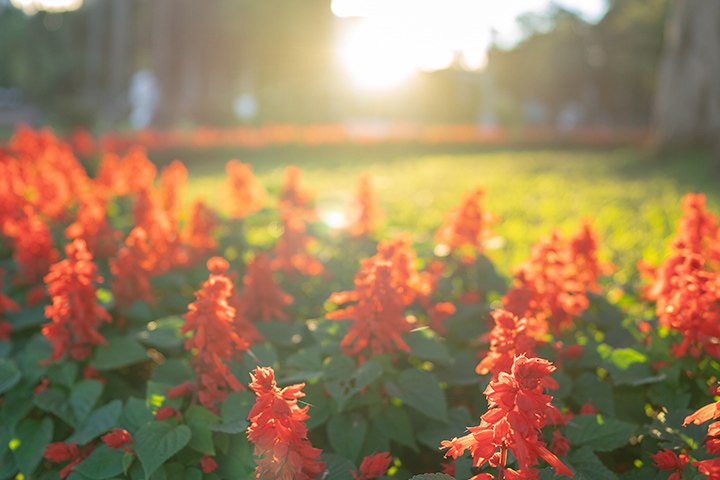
[0,0,669,129]
[488,0,669,128]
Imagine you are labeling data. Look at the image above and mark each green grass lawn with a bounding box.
[176,145,718,283]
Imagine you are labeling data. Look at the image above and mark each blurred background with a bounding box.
[0,0,716,147]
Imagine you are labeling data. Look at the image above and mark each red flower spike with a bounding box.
[435,187,496,257]
[225,160,266,219]
[111,227,157,308]
[102,428,133,449]
[42,239,111,361]
[182,200,221,263]
[201,455,218,474]
[65,196,118,258]
[167,381,195,399]
[327,238,422,358]
[503,223,606,337]
[158,160,188,222]
[246,366,325,480]
[441,355,572,478]
[5,206,59,286]
[272,208,324,277]
[354,452,393,480]
[695,458,720,480]
[279,165,313,216]
[349,175,381,237]
[476,309,537,380]
[44,442,94,479]
[155,406,182,421]
[239,253,293,322]
[181,258,250,410]
[0,268,19,341]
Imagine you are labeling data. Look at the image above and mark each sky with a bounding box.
[331,0,609,87]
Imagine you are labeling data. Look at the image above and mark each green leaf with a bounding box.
[571,373,615,415]
[409,475,455,480]
[150,360,193,386]
[568,446,618,480]
[68,400,123,445]
[134,421,191,480]
[327,414,367,463]
[47,361,79,388]
[0,358,21,394]
[256,321,304,347]
[74,444,126,479]
[16,334,51,383]
[417,407,472,450]
[34,388,77,427]
[385,369,447,421]
[12,417,53,476]
[211,391,253,434]
[70,380,104,424]
[325,357,382,411]
[7,304,46,330]
[122,398,155,433]
[372,405,416,450]
[320,453,355,480]
[598,346,660,387]
[92,337,149,371]
[405,331,454,366]
[565,415,636,452]
[137,316,183,350]
[185,406,219,455]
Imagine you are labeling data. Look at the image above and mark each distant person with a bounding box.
[129,69,160,129]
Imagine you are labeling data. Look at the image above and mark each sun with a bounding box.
[336,20,418,90]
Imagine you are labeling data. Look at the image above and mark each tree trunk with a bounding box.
[654,0,720,146]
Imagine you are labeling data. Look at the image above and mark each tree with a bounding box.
[654,0,720,146]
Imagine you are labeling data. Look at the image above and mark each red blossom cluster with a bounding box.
[0,269,19,340]
[158,160,188,222]
[132,187,185,272]
[476,309,538,380]
[42,239,111,361]
[246,366,325,480]
[225,160,266,218]
[65,196,119,259]
[95,146,156,196]
[181,257,251,410]
[353,452,393,480]
[44,442,95,479]
[280,165,314,217]
[110,227,156,307]
[641,193,720,359]
[435,187,496,257]
[651,450,689,480]
[442,355,573,479]
[102,428,133,451]
[4,206,59,286]
[503,222,606,337]
[240,253,293,322]
[271,209,324,277]
[683,387,720,478]
[349,175,381,237]
[327,238,422,358]
[183,200,221,263]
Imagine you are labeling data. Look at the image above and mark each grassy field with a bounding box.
[176,145,718,283]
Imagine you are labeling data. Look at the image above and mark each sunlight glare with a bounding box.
[337,21,417,89]
[11,0,82,14]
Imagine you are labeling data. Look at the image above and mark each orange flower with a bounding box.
[280,165,314,218]
[349,175,381,237]
[327,238,420,358]
[435,187,496,257]
[240,254,293,322]
[226,160,266,218]
[158,160,188,221]
[476,309,537,380]
[442,355,572,479]
[354,452,393,480]
[181,258,250,410]
[111,227,156,307]
[247,366,325,480]
[271,209,323,277]
[183,200,220,263]
[43,239,111,361]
